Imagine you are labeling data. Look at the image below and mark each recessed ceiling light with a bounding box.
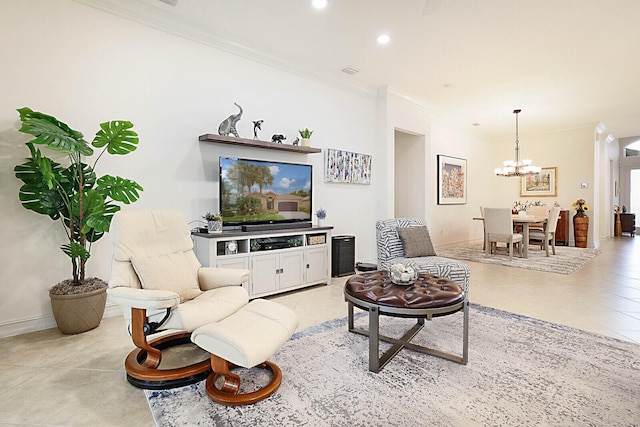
[376,34,391,45]
[312,0,328,9]
[472,123,481,127]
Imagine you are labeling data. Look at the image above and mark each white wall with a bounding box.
[0,0,381,336]
[430,121,493,247]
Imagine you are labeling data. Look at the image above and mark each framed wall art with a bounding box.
[324,148,372,184]
[520,167,557,197]
[437,155,467,205]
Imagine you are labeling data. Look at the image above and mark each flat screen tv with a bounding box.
[219,157,312,227]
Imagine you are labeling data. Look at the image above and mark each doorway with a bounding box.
[394,130,425,218]
[631,169,640,214]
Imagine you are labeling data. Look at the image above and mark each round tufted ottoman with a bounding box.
[344,270,468,372]
[191,299,298,405]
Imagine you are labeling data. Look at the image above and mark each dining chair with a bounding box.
[529,206,561,256]
[484,208,523,261]
[527,206,549,218]
[527,206,549,233]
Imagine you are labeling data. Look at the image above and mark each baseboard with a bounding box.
[0,303,122,339]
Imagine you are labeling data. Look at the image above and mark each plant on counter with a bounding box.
[203,211,222,221]
[299,128,313,139]
[315,208,327,219]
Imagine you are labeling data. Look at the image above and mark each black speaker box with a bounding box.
[332,235,355,277]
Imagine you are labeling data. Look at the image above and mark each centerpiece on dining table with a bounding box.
[512,200,545,215]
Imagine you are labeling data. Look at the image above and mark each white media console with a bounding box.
[192,226,333,299]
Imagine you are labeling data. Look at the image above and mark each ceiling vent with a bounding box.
[341,66,359,76]
[158,0,179,5]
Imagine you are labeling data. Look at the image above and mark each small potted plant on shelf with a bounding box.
[315,208,327,226]
[204,211,223,233]
[299,128,313,147]
[13,107,143,334]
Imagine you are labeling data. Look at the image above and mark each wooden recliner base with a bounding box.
[205,354,282,406]
[125,331,211,390]
[124,309,210,390]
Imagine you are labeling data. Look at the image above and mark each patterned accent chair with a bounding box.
[376,218,470,292]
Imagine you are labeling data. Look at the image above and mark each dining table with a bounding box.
[474,214,547,259]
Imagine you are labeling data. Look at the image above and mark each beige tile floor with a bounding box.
[1,236,638,426]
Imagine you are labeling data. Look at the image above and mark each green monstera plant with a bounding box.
[14,107,144,289]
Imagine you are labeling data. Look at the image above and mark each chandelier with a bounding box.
[495,109,541,177]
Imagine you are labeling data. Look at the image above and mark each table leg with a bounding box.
[522,223,529,258]
[346,302,465,372]
[347,301,355,331]
[368,306,380,372]
[462,299,469,364]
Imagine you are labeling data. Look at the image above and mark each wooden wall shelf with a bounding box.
[199,134,321,154]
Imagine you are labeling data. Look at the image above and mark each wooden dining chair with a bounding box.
[529,206,561,256]
[484,208,523,261]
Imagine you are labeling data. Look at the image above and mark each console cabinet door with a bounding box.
[305,246,328,284]
[251,253,279,296]
[278,250,305,290]
[216,256,249,271]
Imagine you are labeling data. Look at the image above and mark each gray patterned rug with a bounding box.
[145,304,639,426]
[437,244,600,274]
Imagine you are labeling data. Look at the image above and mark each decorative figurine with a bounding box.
[252,119,264,139]
[271,134,286,144]
[218,103,243,137]
[292,137,300,146]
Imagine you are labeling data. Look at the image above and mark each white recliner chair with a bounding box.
[108,210,298,403]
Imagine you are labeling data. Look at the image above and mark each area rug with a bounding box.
[436,244,600,274]
[145,304,639,427]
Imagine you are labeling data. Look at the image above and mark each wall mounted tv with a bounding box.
[219,157,313,227]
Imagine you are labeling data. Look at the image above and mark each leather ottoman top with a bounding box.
[344,270,464,309]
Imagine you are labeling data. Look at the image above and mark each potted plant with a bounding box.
[13,107,143,334]
[204,211,223,233]
[315,208,327,226]
[299,128,313,147]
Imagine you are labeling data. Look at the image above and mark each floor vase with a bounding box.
[573,214,589,248]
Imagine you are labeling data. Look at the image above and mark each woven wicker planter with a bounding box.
[49,286,107,334]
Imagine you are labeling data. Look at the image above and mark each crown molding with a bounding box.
[386,87,434,110]
[73,0,376,99]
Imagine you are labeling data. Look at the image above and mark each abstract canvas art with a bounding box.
[324,148,372,184]
[437,155,467,205]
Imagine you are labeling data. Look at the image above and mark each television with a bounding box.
[219,157,313,228]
